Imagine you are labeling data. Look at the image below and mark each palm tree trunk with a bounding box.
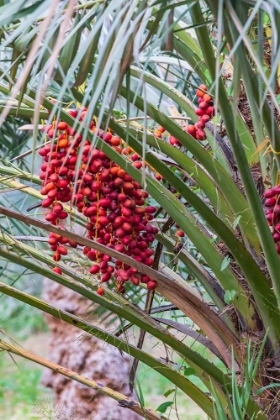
[41,278,141,420]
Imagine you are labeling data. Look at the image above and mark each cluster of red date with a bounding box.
[38,110,158,295]
[152,84,214,146]
[186,84,215,141]
[264,186,280,254]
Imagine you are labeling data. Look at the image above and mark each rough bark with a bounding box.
[42,278,142,420]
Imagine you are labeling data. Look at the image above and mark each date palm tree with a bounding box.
[0,1,280,419]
